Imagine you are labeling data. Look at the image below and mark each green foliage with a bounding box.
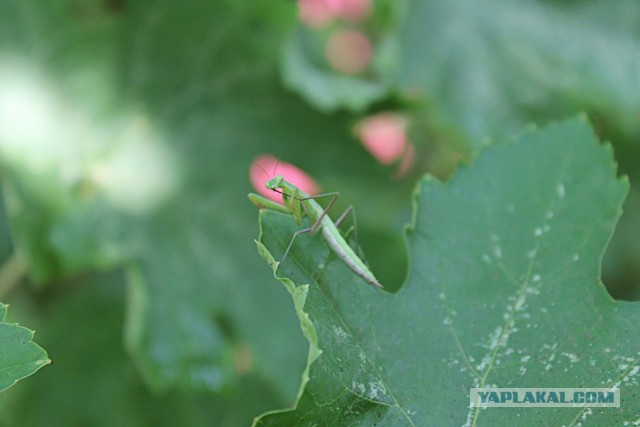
[394,0,640,147]
[0,0,638,424]
[0,302,49,392]
[0,274,280,427]
[255,119,636,425]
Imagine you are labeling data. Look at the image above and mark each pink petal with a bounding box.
[323,0,344,14]
[298,0,338,28]
[356,113,408,165]
[250,154,319,204]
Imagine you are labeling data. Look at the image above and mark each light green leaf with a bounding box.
[254,118,637,425]
[0,302,49,392]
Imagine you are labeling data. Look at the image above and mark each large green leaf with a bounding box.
[395,0,640,147]
[0,302,49,392]
[254,118,636,425]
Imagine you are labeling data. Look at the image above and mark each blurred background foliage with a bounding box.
[0,0,638,425]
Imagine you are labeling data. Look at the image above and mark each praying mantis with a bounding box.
[248,175,383,288]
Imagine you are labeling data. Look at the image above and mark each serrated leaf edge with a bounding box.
[0,304,51,393]
[252,211,323,425]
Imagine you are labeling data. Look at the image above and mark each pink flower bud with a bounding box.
[250,154,319,204]
[298,0,338,28]
[356,113,409,165]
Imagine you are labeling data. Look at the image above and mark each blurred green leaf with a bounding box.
[0,273,283,427]
[0,0,413,399]
[254,118,638,425]
[281,0,406,112]
[395,0,640,147]
[282,27,389,112]
[0,301,49,392]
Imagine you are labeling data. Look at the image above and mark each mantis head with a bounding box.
[265,174,284,191]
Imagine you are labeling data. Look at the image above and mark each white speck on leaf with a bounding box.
[332,326,348,343]
[352,381,366,395]
[367,380,387,400]
[487,326,503,350]
[557,183,565,198]
[476,354,492,372]
[493,245,502,259]
[526,286,540,296]
[561,352,579,363]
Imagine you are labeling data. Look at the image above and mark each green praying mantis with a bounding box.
[248,175,383,288]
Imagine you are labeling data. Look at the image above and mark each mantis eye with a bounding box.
[264,175,282,190]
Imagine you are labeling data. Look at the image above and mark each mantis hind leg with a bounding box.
[278,193,339,268]
[333,205,370,268]
[302,198,370,267]
[278,226,313,269]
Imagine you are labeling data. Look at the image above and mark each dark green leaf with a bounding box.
[255,118,637,425]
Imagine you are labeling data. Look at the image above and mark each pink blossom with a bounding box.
[297,0,372,27]
[250,154,319,204]
[323,0,344,14]
[325,30,372,75]
[356,113,409,165]
[298,0,338,27]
